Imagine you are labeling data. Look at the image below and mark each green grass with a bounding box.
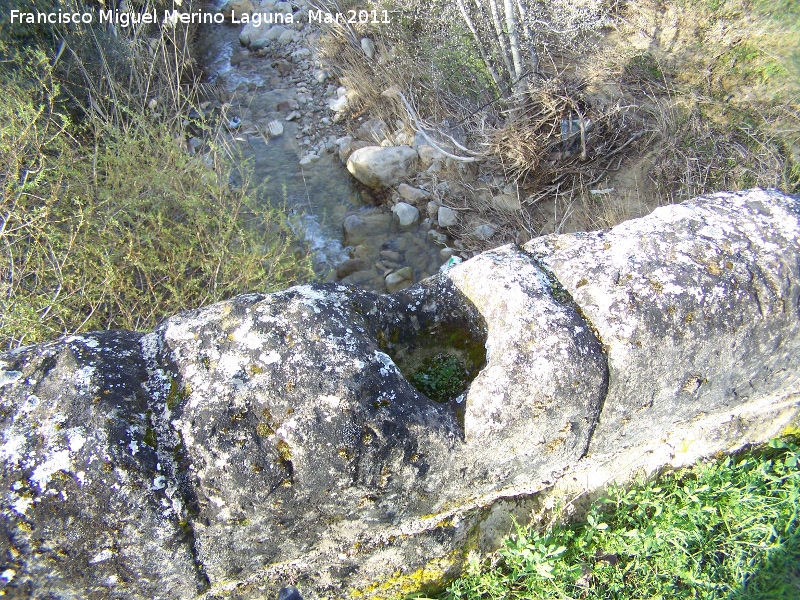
[439,437,800,599]
[410,352,471,403]
[0,40,313,348]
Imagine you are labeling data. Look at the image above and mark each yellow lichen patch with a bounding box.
[256,422,275,437]
[350,554,457,599]
[379,465,391,487]
[277,440,292,462]
[248,364,264,375]
[780,424,800,437]
[545,436,566,452]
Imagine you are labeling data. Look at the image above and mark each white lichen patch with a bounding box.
[30,449,71,492]
[231,320,265,350]
[374,352,398,377]
[0,433,26,465]
[72,335,101,349]
[320,395,341,408]
[217,353,246,379]
[89,549,114,564]
[260,350,281,365]
[0,370,22,388]
[73,365,96,391]
[66,429,86,453]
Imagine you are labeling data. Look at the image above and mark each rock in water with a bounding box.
[268,120,284,137]
[385,266,414,292]
[346,146,418,188]
[391,202,420,227]
[1,190,799,599]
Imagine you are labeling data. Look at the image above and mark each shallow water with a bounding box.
[196,20,446,293]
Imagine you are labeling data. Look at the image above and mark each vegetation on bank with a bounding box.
[429,436,800,599]
[0,3,313,349]
[318,0,799,240]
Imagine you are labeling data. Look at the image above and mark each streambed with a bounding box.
[195,16,447,293]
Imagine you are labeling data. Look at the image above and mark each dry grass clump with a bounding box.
[318,0,798,248]
[483,76,643,199]
[647,97,788,201]
[0,3,313,348]
[50,0,205,129]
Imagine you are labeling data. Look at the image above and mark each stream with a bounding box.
[195,15,447,293]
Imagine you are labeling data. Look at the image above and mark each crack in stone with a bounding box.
[521,246,611,460]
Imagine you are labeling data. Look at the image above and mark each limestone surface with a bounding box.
[1,190,798,599]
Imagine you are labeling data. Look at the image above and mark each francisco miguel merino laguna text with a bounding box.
[9,9,295,27]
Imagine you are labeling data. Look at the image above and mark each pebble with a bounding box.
[438,206,458,228]
[299,153,320,165]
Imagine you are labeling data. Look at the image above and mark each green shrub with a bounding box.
[411,352,471,403]
[444,438,800,599]
[0,48,313,348]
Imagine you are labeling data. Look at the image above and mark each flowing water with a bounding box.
[195,18,447,293]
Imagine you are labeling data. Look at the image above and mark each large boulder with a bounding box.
[1,189,799,599]
[346,146,418,188]
[524,189,800,457]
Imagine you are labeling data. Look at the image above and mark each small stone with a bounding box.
[361,37,376,59]
[278,29,295,44]
[385,266,414,293]
[286,111,300,121]
[437,206,458,228]
[328,95,348,112]
[391,202,420,227]
[299,153,320,166]
[267,120,284,137]
[343,215,365,237]
[346,146,418,189]
[380,250,401,262]
[472,224,495,240]
[265,25,287,41]
[249,37,270,51]
[336,259,368,278]
[491,193,522,212]
[428,230,448,245]
[397,183,428,204]
[417,144,445,166]
[426,201,439,219]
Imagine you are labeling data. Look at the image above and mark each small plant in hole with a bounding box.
[411,353,470,403]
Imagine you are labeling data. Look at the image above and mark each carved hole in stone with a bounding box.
[382,321,487,404]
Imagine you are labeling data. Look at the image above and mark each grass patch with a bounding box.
[440,437,800,599]
[0,11,313,348]
[410,353,471,403]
